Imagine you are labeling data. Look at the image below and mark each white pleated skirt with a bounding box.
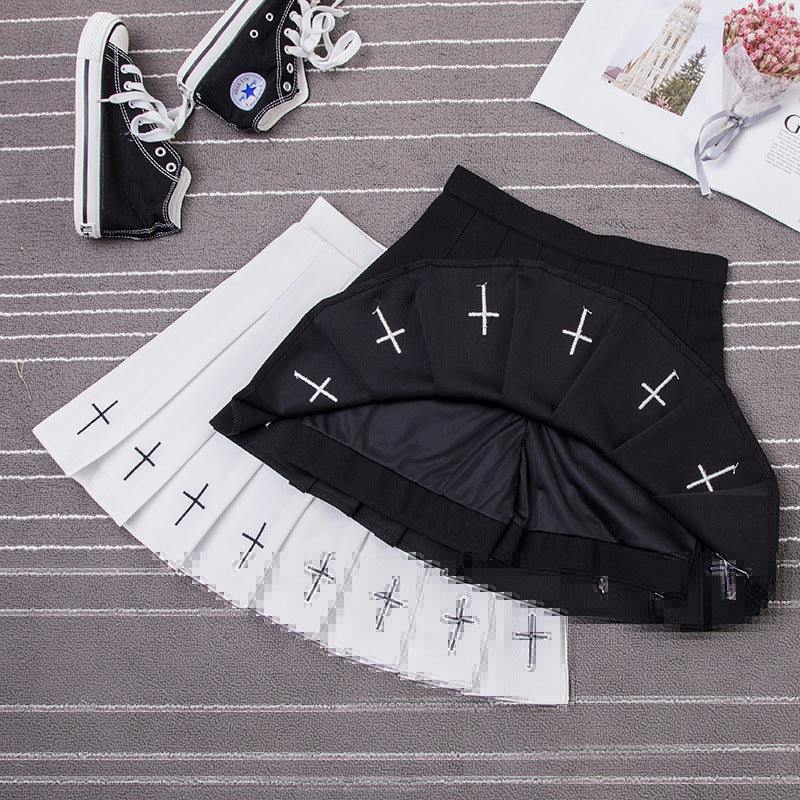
[34,198,568,704]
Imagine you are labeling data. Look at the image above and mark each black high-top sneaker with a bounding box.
[175,0,362,133]
[74,12,192,240]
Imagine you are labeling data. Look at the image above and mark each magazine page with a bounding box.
[530,0,800,234]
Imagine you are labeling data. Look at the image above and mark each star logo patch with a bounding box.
[230,72,266,111]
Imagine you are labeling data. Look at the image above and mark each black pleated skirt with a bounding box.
[212,165,779,629]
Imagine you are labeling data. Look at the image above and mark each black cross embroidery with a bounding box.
[512,612,552,671]
[122,442,161,481]
[293,370,338,403]
[442,596,476,654]
[174,483,209,526]
[710,554,749,601]
[373,306,406,354]
[372,576,406,631]
[561,306,593,355]
[238,522,267,569]
[76,400,119,435]
[686,462,739,493]
[305,552,335,602]
[467,282,500,336]
[638,370,679,411]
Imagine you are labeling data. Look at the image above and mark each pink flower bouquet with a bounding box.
[695,1,800,194]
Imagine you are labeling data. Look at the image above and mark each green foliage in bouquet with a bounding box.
[646,46,708,115]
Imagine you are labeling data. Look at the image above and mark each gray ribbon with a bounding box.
[693,105,781,196]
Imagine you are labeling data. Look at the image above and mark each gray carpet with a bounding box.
[1,0,800,796]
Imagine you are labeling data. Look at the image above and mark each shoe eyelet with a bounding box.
[284,28,291,37]
[127,101,135,108]
[165,162,177,173]
[282,81,292,92]
[155,146,167,157]
[265,12,274,21]
[284,45,291,54]
[123,81,133,91]
[286,62,294,73]
[249,28,259,38]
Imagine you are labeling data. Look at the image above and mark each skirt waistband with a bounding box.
[444,165,728,287]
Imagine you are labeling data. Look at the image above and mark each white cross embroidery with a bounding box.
[442,596,476,653]
[238,521,267,570]
[372,576,406,631]
[468,282,500,336]
[373,305,406,354]
[639,370,680,410]
[122,441,161,482]
[175,483,209,527]
[686,462,739,492]
[293,370,338,403]
[512,612,552,672]
[710,554,749,601]
[561,306,593,356]
[305,552,335,602]
[76,400,119,435]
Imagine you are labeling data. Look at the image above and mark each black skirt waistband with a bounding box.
[444,165,728,287]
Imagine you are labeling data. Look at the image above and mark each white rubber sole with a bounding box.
[73,12,128,239]
[167,166,192,230]
[255,57,308,131]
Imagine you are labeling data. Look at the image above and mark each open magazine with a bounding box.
[531,0,800,234]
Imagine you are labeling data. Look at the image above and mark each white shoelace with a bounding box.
[284,0,362,71]
[108,63,193,143]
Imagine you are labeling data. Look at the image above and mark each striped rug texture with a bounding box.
[1,0,799,797]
